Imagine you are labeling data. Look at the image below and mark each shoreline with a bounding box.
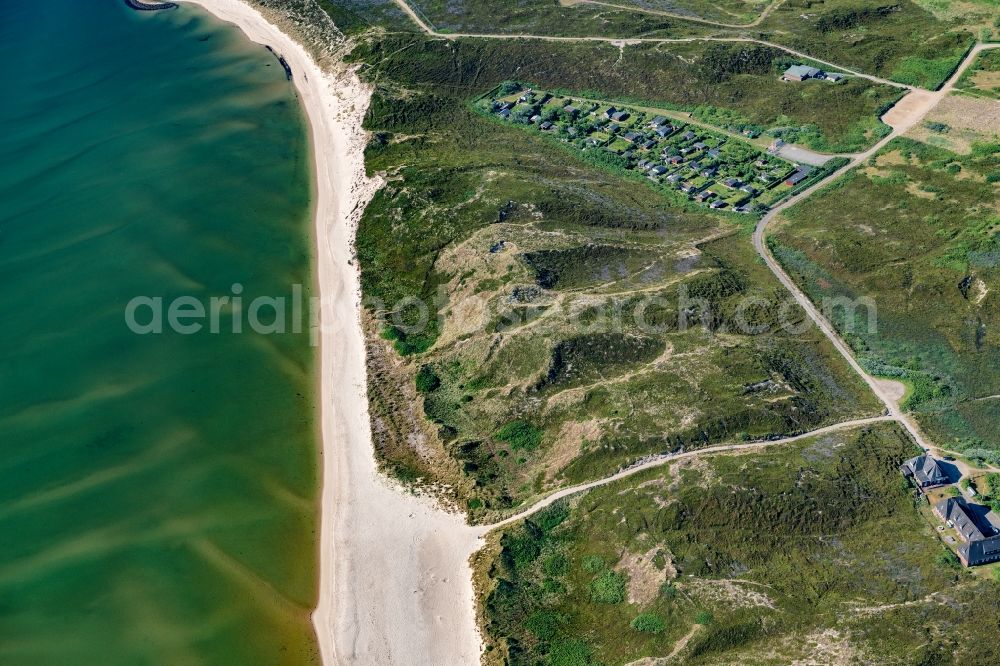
[174,1,485,663]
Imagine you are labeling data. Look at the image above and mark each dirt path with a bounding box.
[561,0,787,29]
[752,42,998,467]
[486,416,895,529]
[392,0,911,90]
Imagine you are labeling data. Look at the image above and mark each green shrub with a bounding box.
[631,612,667,634]
[548,639,592,666]
[660,582,678,599]
[695,611,714,625]
[590,570,626,604]
[937,549,961,569]
[496,420,543,450]
[526,610,564,640]
[581,554,606,573]
[534,501,570,533]
[544,553,569,576]
[502,531,542,570]
[415,365,440,393]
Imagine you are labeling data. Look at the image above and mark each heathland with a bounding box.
[346,28,884,520]
[771,137,1000,462]
[372,0,982,89]
[475,423,1000,665]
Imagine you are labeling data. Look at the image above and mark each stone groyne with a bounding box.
[124,0,179,11]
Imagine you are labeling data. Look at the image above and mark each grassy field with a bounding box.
[344,28,884,517]
[394,0,976,89]
[475,423,1000,665]
[770,137,1000,462]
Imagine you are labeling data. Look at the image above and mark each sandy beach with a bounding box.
[177,1,485,663]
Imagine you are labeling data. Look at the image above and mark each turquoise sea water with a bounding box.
[0,1,319,663]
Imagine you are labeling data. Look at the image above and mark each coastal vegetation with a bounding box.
[474,424,1000,665]
[345,26,883,517]
[387,0,975,89]
[771,137,1000,458]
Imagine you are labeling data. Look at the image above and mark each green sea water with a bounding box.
[0,1,319,663]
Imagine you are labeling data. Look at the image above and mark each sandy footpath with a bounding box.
[176,1,485,663]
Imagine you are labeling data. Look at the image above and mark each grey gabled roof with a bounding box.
[937,497,987,542]
[785,64,821,78]
[904,455,948,485]
[961,535,1000,565]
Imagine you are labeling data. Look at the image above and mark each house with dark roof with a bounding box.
[961,536,1000,567]
[655,125,673,137]
[936,497,987,542]
[785,166,812,186]
[539,121,554,130]
[900,455,948,489]
[783,64,822,81]
[649,116,667,127]
[935,497,1000,566]
[610,110,630,122]
[623,131,641,143]
[648,164,668,176]
[604,106,618,118]
[682,130,696,141]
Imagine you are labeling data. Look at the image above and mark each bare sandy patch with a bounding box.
[882,90,936,131]
[907,93,1000,154]
[680,578,778,611]
[874,377,906,403]
[970,69,1000,92]
[790,628,859,666]
[972,276,989,305]
[617,546,674,605]
[905,182,937,199]
[544,418,604,481]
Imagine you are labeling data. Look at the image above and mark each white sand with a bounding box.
[176,1,485,663]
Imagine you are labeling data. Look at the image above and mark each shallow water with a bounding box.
[0,1,318,662]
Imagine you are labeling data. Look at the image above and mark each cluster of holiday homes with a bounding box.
[489,89,810,212]
[781,64,847,83]
[901,454,1000,567]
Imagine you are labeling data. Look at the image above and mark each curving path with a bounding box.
[487,416,896,530]
[562,0,787,29]
[473,43,1000,529]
